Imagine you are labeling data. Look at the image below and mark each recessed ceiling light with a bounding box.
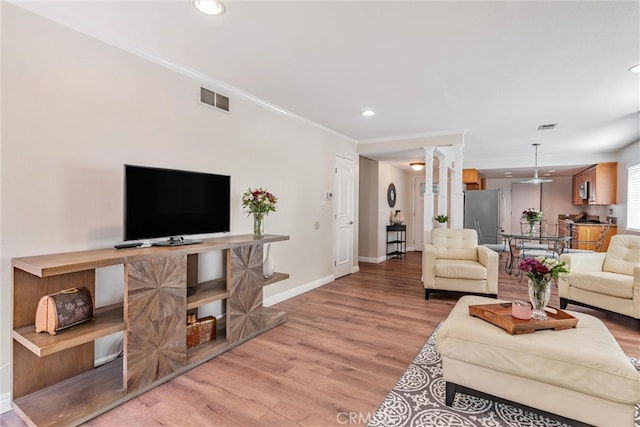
[194,0,225,15]
[361,110,375,117]
[547,169,556,173]
[629,64,640,73]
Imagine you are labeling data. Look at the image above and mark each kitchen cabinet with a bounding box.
[559,219,616,252]
[571,223,617,251]
[589,162,617,205]
[571,174,583,204]
[572,162,617,205]
[463,168,482,190]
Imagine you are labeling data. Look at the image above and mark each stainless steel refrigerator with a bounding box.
[463,189,504,244]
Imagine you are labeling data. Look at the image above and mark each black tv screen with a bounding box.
[124,165,230,241]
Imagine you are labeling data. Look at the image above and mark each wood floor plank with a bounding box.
[2,251,638,427]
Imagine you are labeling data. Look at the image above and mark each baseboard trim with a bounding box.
[0,392,11,414]
[352,265,360,274]
[358,256,386,263]
[263,274,334,307]
[94,353,121,368]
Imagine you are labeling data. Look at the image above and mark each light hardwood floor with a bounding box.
[2,251,638,427]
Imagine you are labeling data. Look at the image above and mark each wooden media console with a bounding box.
[11,234,289,426]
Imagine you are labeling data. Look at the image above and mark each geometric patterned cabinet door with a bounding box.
[228,244,264,343]
[125,254,187,390]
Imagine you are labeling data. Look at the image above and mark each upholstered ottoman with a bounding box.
[436,295,640,426]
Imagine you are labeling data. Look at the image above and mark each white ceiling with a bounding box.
[11,0,640,178]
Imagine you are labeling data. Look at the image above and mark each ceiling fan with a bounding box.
[520,143,553,184]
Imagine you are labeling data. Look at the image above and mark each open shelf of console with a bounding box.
[186,278,229,310]
[12,303,125,357]
[265,272,290,286]
[186,316,229,365]
[12,358,126,427]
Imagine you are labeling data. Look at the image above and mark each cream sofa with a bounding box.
[422,228,498,300]
[558,234,640,319]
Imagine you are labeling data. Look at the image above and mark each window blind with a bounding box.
[627,163,640,231]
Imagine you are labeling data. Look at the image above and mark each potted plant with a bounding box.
[434,215,448,227]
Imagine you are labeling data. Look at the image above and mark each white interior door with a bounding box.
[413,176,425,250]
[334,155,354,278]
[511,183,541,233]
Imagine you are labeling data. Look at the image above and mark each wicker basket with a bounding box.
[186,316,216,349]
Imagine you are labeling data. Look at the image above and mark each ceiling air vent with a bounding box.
[537,123,557,130]
[200,87,230,112]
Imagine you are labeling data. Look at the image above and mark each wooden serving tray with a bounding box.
[468,302,578,335]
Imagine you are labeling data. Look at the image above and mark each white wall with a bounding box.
[357,158,411,262]
[0,0,5,414]
[377,162,412,257]
[358,156,378,259]
[484,177,595,234]
[616,140,640,234]
[484,158,637,237]
[0,4,357,406]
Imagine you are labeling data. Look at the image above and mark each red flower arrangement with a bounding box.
[519,256,569,282]
[241,188,277,215]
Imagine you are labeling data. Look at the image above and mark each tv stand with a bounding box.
[151,236,203,246]
[11,234,289,426]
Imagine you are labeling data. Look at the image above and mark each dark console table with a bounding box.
[386,224,406,259]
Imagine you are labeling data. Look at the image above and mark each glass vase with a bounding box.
[528,220,536,236]
[528,277,551,320]
[253,212,265,239]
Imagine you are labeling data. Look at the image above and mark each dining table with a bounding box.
[500,232,571,276]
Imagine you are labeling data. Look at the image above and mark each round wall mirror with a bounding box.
[387,183,396,207]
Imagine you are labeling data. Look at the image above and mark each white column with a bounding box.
[437,154,448,219]
[423,147,435,243]
[450,143,465,229]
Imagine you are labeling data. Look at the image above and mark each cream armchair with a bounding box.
[423,228,499,300]
[559,234,640,319]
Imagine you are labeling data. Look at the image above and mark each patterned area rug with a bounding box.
[369,323,640,427]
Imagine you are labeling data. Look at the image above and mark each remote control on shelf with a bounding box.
[114,242,143,249]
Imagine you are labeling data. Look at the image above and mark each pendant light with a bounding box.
[520,143,552,184]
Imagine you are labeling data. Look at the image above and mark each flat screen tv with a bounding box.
[124,165,230,245]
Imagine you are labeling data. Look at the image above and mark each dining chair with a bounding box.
[518,220,548,250]
[473,217,508,254]
[512,220,559,281]
[594,220,612,251]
